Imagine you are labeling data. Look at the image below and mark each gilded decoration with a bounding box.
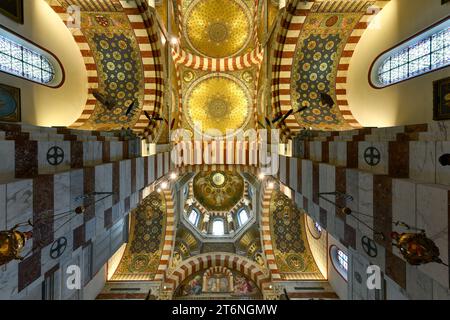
[291,13,364,130]
[183,0,253,58]
[174,268,262,299]
[111,192,166,280]
[269,191,323,280]
[184,73,252,137]
[193,171,244,212]
[80,12,144,130]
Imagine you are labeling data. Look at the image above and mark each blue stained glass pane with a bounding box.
[10,42,21,60]
[432,32,444,51]
[376,22,449,86]
[431,50,444,68]
[391,67,400,82]
[380,59,390,73]
[42,71,52,83]
[409,58,420,75]
[23,63,33,79]
[444,28,450,48]
[398,64,408,80]
[444,46,450,65]
[398,50,408,66]
[32,67,41,81]
[391,54,400,69]
[379,72,390,84]
[417,55,430,73]
[11,59,22,76]
[0,33,55,84]
[31,52,41,67]
[0,36,10,54]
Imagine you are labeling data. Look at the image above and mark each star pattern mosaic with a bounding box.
[111,192,166,280]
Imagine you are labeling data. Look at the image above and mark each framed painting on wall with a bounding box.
[0,0,23,24]
[0,83,21,122]
[433,77,450,120]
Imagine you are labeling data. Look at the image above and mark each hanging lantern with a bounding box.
[0,228,33,266]
[75,205,86,214]
[391,231,446,266]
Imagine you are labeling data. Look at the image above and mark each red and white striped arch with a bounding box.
[45,0,98,127]
[154,189,176,281]
[260,183,281,280]
[271,0,390,138]
[271,0,314,140]
[335,0,390,127]
[165,252,271,290]
[171,45,264,71]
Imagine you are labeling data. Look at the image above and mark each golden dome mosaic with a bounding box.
[184,0,253,58]
[185,74,251,138]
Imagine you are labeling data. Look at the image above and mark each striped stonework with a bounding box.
[58,0,123,12]
[171,45,264,71]
[127,0,165,143]
[260,183,282,280]
[174,164,259,176]
[271,0,314,140]
[155,189,176,281]
[165,252,271,291]
[45,0,98,128]
[335,0,390,128]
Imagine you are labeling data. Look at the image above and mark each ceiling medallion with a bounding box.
[184,0,253,58]
[211,172,226,187]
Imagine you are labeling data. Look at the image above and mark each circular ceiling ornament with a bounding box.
[184,0,253,58]
[185,73,251,138]
[212,172,226,186]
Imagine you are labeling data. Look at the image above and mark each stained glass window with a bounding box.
[376,23,449,86]
[331,245,348,281]
[0,34,55,84]
[337,249,348,272]
[212,219,225,236]
[238,208,249,226]
[188,209,199,226]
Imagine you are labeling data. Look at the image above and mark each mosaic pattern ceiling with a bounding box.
[291,13,364,130]
[269,191,323,280]
[80,13,144,130]
[185,74,252,137]
[183,0,253,58]
[193,171,244,212]
[111,192,166,281]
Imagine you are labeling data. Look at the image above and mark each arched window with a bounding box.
[238,208,249,226]
[314,222,322,233]
[330,245,348,281]
[0,26,63,86]
[370,18,449,88]
[188,208,199,226]
[212,219,225,236]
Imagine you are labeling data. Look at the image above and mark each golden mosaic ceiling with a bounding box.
[185,74,251,137]
[193,171,244,212]
[184,0,253,58]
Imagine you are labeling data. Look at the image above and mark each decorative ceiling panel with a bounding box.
[290,12,364,130]
[269,191,324,280]
[193,171,244,212]
[182,0,254,58]
[184,72,253,137]
[79,12,145,130]
[111,192,166,281]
